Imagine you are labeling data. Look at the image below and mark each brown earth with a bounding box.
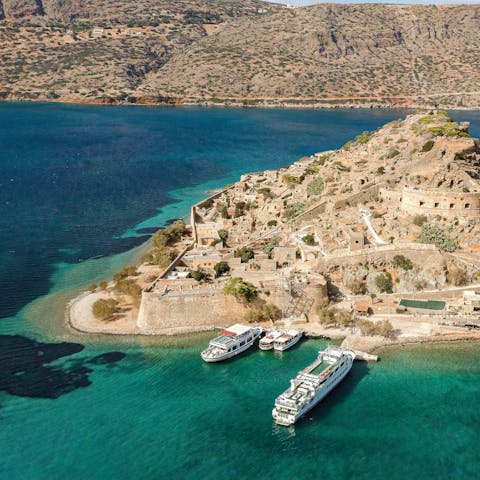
[1,2,480,108]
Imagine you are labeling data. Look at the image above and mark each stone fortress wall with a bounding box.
[400,187,480,218]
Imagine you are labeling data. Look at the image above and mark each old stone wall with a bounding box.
[400,187,480,218]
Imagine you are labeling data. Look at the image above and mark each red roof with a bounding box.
[219,329,236,337]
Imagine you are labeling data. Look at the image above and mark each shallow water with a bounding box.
[1,104,480,479]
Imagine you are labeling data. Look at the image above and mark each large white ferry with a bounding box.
[272,346,355,426]
[201,324,263,362]
[273,330,303,351]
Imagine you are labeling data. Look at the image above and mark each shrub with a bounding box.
[234,201,247,217]
[214,261,230,277]
[224,278,258,303]
[335,309,352,327]
[392,255,413,271]
[99,280,108,290]
[375,272,393,293]
[217,229,229,246]
[447,267,468,286]
[313,154,330,166]
[413,215,427,227]
[282,174,301,188]
[189,269,209,282]
[283,203,307,220]
[356,319,376,336]
[417,225,460,252]
[92,299,119,321]
[244,303,282,323]
[151,220,187,248]
[262,236,280,258]
[302,234,316,246]
[113,266,138,282]
[386,149,400,159]
[143,247,178,267]
[88,283,97,292]
[267,220,277,227]
[347,279,367,295]
[421,140,435,152]
[376,166,385,175]
[257,187,273,200]
[306,177,325,196]
[375,320,395,338]
[234,247,255,263]
[114,279,142,299]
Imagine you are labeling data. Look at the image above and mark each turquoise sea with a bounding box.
[1,104,480,480]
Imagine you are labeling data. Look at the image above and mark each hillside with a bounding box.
[1,2,480,108]
[0,0,277,103]
[140,4,480,108]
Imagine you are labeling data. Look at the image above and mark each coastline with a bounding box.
[2,95,480,111]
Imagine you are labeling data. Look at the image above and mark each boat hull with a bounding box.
[201,329,262,362]
[272,354,353,426]
[273,333,302,351]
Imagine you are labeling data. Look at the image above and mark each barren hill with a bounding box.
[1,2,480,108]
[140,4,480,108]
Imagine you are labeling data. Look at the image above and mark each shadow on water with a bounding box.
[291,361,370,428]
[0,335,126,399]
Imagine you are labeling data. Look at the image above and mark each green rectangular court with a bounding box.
[398,299,446,310]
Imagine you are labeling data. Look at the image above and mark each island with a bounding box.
[68,111,480,354]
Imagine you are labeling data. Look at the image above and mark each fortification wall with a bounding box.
[137,288,249,334]
[400,187,480,218]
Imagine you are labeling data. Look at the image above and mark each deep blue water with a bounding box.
[0,103,424,318]
[1,104,480,480]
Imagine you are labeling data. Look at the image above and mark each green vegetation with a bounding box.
[376,166,385,175]
[347,279,367,295]
[189,269,210,282]
[217,229,229,247]
[257,187,274,200]
[421,140,435,152]
[306,177,325,196]
[113,279,142,303]
[113,266,138,283]
[302,234,316,246]
[244,303,282,323]
[234,246,255,263]
[413,214,428,227]
[267,219,277,227]
[417,225,460,252]
[224,277,258,303]
[428,122,471,138]
[142,221,186,266]
[88,284,97,292]
[355,131,373,144]
[357,319,394,338]
[385,149,400,159]
[234,201,247,217]
[99,280,108,290]
[262,236,280,258]
[283,202,307,220]
[312,154,330,166]
[392,255,413,271]
[214,261,230,277]
[92,298,119,321]
[375,272,393,293]
[282,174,302,188]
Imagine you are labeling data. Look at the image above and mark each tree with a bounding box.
[214,261,230,278]
[375,272,393,293]
[316,301,335,325]
[376,320,395,338]
[302,234,316,246]
[356,319,376,336]
[189,269,208,282]
[392,255,413,271]
[347,279,367,295]
[262,236,280,258]
[224,277,258,303]
[92,299,119,321]
[99,280,108,290]
[243,303,281,323]
[335,309,352,328]
[234,247,254,263]
[217,229,229,247]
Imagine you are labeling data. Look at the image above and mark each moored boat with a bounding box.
[201,324,263,362]
[273,330,303,351]
[259,329,284,350]
[272,345,355,426]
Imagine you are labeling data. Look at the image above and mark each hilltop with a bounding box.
[1,3,480,108]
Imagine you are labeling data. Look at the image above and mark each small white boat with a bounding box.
[259,330,284,350]
[273,330,303,351]
[201,324,263,362]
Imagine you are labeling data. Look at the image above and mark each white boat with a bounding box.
[272,345,355,426]
[273,330,303,351]
[201,324,263,362]
[259,329,284,350]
